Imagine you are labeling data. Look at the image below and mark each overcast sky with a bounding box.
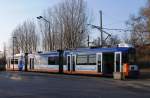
[0,0,147,50]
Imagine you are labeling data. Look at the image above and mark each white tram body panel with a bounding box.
[28,52,59,72]
[7,53,25,70]
[75,65,97,71]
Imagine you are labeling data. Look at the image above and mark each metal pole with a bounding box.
[58,49,63,74]
[100,10,103,47]
[58,25,63,74]
[24,30,28,71]
[87,35,90,47]
[48,22,51,50]
[61,28,62,50]
[25,53,28,71]
[37,16,52,50]
[13,37,14,71]
[52,23,55,50]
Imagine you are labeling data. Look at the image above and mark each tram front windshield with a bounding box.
[122,48,136,65]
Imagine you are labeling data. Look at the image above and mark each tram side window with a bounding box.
[128,53,135,65]
[128,48,136,64]
[122,53,128,63]
[11,59,18,64]
[48,56,59,65]
[76,54,96,65]
[88,55,96,65]
[122,52,135,65]
[76,55,88,65]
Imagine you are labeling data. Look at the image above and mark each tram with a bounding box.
[6,53,24,70]
[7,43,139,77]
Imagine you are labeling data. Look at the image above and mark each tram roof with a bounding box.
[72,47,133,53]
[36,47,133,55]
[37,50,70,56]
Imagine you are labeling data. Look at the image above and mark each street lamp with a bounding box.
[36,16,43,20]
[12,36,16,71]
[37,15,63,73]
[37,16,53,50]
[37,16,50,23]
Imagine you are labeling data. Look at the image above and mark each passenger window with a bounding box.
[128,54,135,65]
[11,59,18,64]
[76,54,96,65]
[76,55,88,65]
[48,56,58,65]
[97,55,102,65]
[88,55,96,65]
[122,53,128,63]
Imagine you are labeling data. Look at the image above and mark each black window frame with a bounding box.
[48,56,59,65]
[76,55,88,65]
[122,48,136,65]
[88,54,96,65]
[76,54,96,65]
[11,59,18,64]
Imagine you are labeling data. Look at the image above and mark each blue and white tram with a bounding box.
[7,44,139,77]
[7,53,25,70]
[28,51,70,72]
[63,47,138,76]
[28,46,139,77]
[28,51,59,72]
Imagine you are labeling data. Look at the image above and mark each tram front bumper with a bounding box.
[128,71,140,78]
[113,72,125,80]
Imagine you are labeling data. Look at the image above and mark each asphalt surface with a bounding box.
[0,71,149,98]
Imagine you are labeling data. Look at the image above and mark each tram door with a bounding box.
[67,55,76,72]
[29,58,34,70]
[96,53,103,73]
[114,52,122,72]
[72,55,76,71]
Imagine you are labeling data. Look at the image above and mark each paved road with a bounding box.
[0,71,149,98]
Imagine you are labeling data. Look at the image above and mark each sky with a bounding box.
[0,0,147,50]
[86,0,147,40]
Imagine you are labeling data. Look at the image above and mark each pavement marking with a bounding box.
[10,76,22,80]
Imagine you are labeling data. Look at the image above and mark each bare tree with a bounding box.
[57,0,89,49]
[106,35,121,46]
[125,1,150,67]
[126,15,148,46]
[12,20,39,53]
[92,37,101,47]
[125,0,150,46]
[39,0,89,50]
[92,35,121,47]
